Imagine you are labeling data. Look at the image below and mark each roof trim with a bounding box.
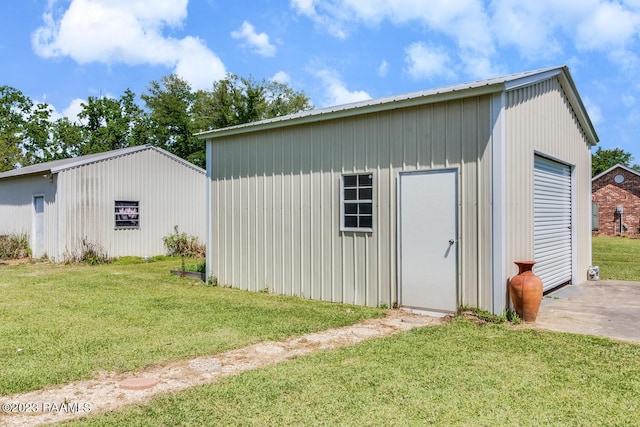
[0,145,205,180]
[197,65,599,146]
[592,163,640,181]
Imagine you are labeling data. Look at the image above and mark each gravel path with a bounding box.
[0,310,442,426]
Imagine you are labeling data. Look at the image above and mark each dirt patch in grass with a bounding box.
[0,258,32,266]
[0,310,442,427]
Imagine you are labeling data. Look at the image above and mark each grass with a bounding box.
[66,319,640,426]
[5,238,640,424]
[592,236,640,280]
[0,259,384,395]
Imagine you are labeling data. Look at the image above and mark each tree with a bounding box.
[1,73,312,172]
[0,86,31,171]
[141,74,201,166]
[192,74,312,131]
[76,89,151,155]
[22,102,57,164]
[592,147,640,176]
[49,117,84,159]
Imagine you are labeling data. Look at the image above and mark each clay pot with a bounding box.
[509,261,543,322]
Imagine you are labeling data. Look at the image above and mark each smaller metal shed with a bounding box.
[199,66,598,315]
[0,145,206,261]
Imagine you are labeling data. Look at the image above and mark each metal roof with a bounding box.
[196,65,598,146]
[0,144,204,180]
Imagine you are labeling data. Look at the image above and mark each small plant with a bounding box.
[209,275,219,286]
[505,308,522,324]
[378,303,389,309]
[163,226,205,258]
[182,260,206,274]
[196,260,206,274]
[457,305,520,324]
[63,238,112,265]
[0,232,31,260]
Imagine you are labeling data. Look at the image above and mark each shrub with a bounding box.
[163,226,205,258]
[184,260,206,274]
[0,233,31,260]
[63,238,112,265]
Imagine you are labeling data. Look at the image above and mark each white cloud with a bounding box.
[272,71,291,84]
[404,42,456,80]
[607,49,640,73]
[61,98,85,122]
[491,0,640,59]
[40,96,85,125]
[290,0,349,38]
[575,2,639,50]
[378,60,389,77]
[583,96,603,126]
[290,0,495,78]
[231,21,277,57]
[31,0,226,90]
[291,0,493,51]
[291,1,640,80]
[171,37,226,90]
[490,0,563,59]
[313,69,371,106]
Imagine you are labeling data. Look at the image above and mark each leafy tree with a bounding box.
[76,89,150,155]
[0,86,31,171]
[592,147,640,176]
[49,117,85,159]
[193,74,312,131]
[141,74,202,166]
[22,102,57,164]
[1,74,312,171]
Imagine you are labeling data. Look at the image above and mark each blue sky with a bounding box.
[1,0,640,163]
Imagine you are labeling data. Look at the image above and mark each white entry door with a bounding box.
[32,195,45,258]
[399,169,458,312]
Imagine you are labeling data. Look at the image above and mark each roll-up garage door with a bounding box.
[534,155,572,292]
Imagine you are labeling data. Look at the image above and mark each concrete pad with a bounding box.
[535,280,640,343]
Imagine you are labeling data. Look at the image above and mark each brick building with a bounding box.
[592,164,640,237]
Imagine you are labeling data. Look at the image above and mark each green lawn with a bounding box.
[592,236,640,280]
[5,238,640,425]
[0,259,384,395]
[66,319,640,426]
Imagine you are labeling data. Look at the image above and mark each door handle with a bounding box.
[449,239,455,246]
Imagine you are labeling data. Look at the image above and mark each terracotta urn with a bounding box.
[509,261,543,322]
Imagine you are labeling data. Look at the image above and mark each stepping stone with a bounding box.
[119,377,158,390]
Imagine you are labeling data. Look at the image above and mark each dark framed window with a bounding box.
[115,201,139,229]
[341,173,373,232]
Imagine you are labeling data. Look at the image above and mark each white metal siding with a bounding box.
[504,77,592,287]
[0,174,58,258]
[534,156,572,290]
[208,97,493,309]
[58,149,205,260]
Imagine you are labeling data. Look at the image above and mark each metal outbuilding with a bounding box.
[198,66,598,315]
[0,145,205,261]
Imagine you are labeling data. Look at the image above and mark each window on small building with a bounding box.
[115,201,139,229]
[592,202,599,231]
[341,173,373,232]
